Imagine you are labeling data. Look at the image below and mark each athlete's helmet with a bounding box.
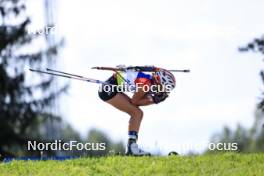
[154,69,176,91]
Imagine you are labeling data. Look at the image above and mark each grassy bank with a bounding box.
[1,153,264,175]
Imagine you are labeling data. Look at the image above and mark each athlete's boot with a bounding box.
[125,142,151,156]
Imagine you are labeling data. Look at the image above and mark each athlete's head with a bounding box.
[153,69,176,91]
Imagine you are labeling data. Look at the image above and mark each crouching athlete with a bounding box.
[98,66,176,156]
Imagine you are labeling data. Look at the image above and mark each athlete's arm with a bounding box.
[131,88,154,106]
[130,72,155,106]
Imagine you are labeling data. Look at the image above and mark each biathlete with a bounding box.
[98,66,176,156]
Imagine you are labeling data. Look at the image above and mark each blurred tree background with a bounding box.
[210,35,264,153]
[0,0,124,160]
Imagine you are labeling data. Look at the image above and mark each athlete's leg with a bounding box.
[106,93,150,156]
[102,93,150,156]
[106,93,143,132]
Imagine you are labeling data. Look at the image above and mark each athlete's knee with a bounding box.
[136,108,143,119]
[129,108,143,120]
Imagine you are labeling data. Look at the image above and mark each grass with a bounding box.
[1,153,264,176]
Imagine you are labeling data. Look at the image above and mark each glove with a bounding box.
[151,92,168,104]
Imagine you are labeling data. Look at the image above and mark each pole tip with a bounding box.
[91,67,96,69]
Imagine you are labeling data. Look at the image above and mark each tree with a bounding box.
[210,124,251,152]
[0,0,67,159]
[209,35,264,153]
[239,35,264,151]
[239,35,264,110]
[85,128,125,156]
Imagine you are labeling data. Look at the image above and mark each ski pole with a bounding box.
[29,69,105,84]
[166,69,190,73]
[46,68,133,85]
[92,66,190,73]
[91,66,126,72]
[46,68,87,79]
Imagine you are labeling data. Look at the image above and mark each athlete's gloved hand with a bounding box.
[151,92,168,104]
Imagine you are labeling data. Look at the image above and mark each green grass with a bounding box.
[1,153,264,176]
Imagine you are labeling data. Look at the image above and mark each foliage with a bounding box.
[210,35,264,153]
[239,35,264,110]
[84,128,125,156]
[0,0,125,159]
[0,0,67,158]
